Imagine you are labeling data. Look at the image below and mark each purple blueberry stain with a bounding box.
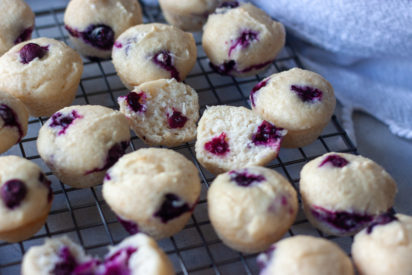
[103,246,137,275]
[14,26,33,44]
[252,121,285,149]
[228,30,259,57]
[210,60,272,75]
[39,173,53,203]
[366,212,398,234]
[65,24,114,50]
[53,246,77,275]
[167,109,187,129]
[290,85,323,103]
[152,50,180,81]
[281,195,288,206]
[311,206,374,233]
[229,169,265,187]
[117,215,139,235]
[114,41,123,49]
[319,154,349,168]
[257,245,276,271]
[73,258,101,274]
[85,141,130,175]
[49,110,83,136]
[250,79,269,107]
[154,193,191,223]
[123,91,147,113]
[19,43,49,64]
[1,179,27,209]
[204,132,230,156]
[0,104,24,141]
[104,173,111,181]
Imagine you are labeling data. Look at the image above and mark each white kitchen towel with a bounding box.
[250,0,412,140]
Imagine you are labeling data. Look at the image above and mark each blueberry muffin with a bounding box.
[103,148,201,240]
[112,23,197,89]
[37,105,130,188]
[64,0,143,59]
[208,166,298,253]
[0,38,83,117]
[118,78,199,147]
[0,156,52,242]
[300,152,397,236]
[22,233,175,275]
[250,68,336,148]
[0,0,34,56]
[195,105,287,174]
[159,0,221,31]
[352,213,412,275]
[202,3,285,76]
[257,235,354,275]
[0,91,28,154]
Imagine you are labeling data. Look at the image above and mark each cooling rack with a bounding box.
[0,2,358,275]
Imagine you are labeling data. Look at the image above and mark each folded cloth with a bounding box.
[250,0,412,140]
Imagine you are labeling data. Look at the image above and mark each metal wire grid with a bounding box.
[0,3,358,275]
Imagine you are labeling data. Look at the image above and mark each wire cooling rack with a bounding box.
[0,3,358,275]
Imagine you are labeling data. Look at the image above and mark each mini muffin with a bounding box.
[0,0,34,56]
[64,0,143,59]
[257,235,354,275]
[195,105,287,174]
[112,23,197,89]
[208,166,298,253]
[251,68,336,148]
[0,38,83,117]
[159,0,220,31]
[22,233,175,275]
[103,148,201,240]
[300,152,397,236]
[0,91,28,153]
[352,213,412,275]
[37,105,130,188]
[118,78,199,147]
[202,3,285,77]
[0,156,52,243]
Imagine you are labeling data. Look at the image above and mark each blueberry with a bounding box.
[229,169,265,187]
[73,259,101,275]
[152,50,180,81]
[209,60,236,75]
[218,1,239,9]
[83,24,115,50]
[1,179,27,209]
[14,27,33,44]
[53,247,77,275]
[117,215,139,235]
[124,92,147,113]
[257,245,276,271]
[204,132,230,156]
[0,103,24,141]
[366,212,398,234]
[319,154,349,168]
[103,247,137,275]
[167,110,187,129]
[154,193,191,223]
[311,206,373,232]
[49,110,83,136]
[19,43,49,64]
[252,121,285,148]
[229,30,259,57]
[39,173,53,203]
[85,141,129,175]
[66,24,114,51]
[250,79,268,107]
[290,85,323,103]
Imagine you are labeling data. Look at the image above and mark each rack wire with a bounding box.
[0,3,358,275]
